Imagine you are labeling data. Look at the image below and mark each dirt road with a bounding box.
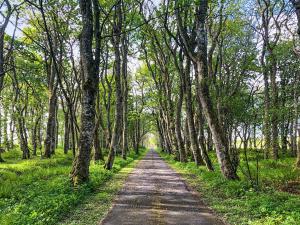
[100,149,225,225]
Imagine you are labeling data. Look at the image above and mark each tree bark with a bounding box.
[292,0,300,167]
[32,115,41,156]
[44,60,58,158]
[0,0,12,92]
[184,118,191,157]
[0,0,13,161]
[94,90,104,161]
[176,0,238,179]
[63,111,70,154]
[17,116,30,159]
[183,59,204,166]
[3,108,9,150]
[294,71,300,167]
[121,20,129,160]
[70,0,98,185]
[175,81,187,162]
[196,103,214,171]
[105,2,123,170]
[156,117,166,151]
[269,53,279,160]
[292,0,300,37]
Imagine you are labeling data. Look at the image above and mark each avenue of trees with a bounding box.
[0,0,299,186]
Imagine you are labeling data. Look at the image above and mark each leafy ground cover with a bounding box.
[0,148,147,225]
[159,150,300,225]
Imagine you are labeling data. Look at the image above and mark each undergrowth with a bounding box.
[159,150,300,225]
[0,147,147,225]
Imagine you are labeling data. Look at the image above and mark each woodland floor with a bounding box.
[1,148,299,224]
[0,148,148,225]
[100,149,224,225]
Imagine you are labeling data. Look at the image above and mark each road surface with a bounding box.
[100,149,225,225]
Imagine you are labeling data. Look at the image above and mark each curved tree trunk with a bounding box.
[175,0,238,179]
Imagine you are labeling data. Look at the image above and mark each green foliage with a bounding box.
[0,148,147,225]
[159,150,300,225]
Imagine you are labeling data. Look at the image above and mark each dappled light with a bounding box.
[0,0,299,224]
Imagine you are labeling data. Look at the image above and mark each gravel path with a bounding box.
[100,149,225,225]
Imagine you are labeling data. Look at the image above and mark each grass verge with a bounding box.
[60,149,148,225]
[158,150,300,225]
[0,148,148,225]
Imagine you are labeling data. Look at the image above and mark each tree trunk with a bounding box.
[32,115,41,156]
[18,117,30,159]
[292,0,300,37]
[156,117,166,151]
[175,82,187,162]
[9,108,15,149]
[105,2,123,170]
[292,0,300,167]
[294,70,300,167]
[70,0,98,185]
[0,152,4,162]
[291,119,297,156]
[3,108,9,150]
[262,54,271,159]
[44,61,58,158]
[55,104,59,151]
[0,1,12,159]
[37,121,42,156]
[94,124,103,161]
[70,113,76,157]
[134,118,140,155]
[192,1,238,179]
[183,59,204,166]
[94,91,104,161]
[63,112,70,154]
[184,118,191,158]
[270,56,279,160]
[196,104,214,171]
[121,28,129,160]
[0,0,12,92]
[296,127,300,167]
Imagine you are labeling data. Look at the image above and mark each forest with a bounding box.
[0,0,300,224]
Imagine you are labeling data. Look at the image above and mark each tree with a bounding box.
[70,0,99,185]
[175,0,239,179]
[291,0,300,167]
[105,1,123,170]
[0,0,12,162]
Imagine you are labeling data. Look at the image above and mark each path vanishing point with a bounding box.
[100,149,225,225]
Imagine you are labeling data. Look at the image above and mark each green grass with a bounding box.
[158,150,300,225]
[60,150,147,225]
[0,147,148,225]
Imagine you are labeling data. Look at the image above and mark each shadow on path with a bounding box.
[100,149,225,225]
